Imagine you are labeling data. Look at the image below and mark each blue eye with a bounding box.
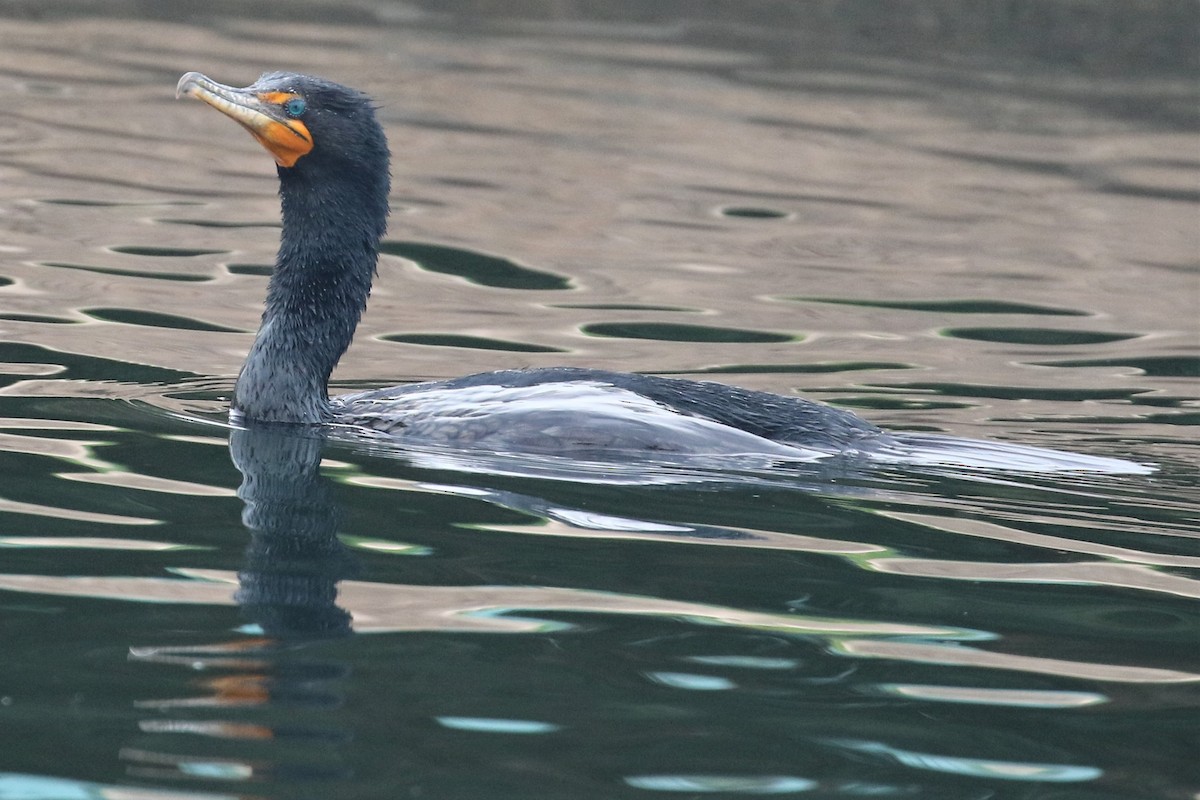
[284,98,306,118]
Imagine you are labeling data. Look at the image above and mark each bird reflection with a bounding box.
[230,423,357,640]
[122,424,357,787]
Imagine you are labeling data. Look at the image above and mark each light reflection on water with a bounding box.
[0,3,1197,799]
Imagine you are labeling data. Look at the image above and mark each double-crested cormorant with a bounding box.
[175,71,1148,471]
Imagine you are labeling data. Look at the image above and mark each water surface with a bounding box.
[0,3,1197,799]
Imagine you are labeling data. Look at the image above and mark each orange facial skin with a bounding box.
[177,72,313,167]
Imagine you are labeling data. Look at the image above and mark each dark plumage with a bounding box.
[176,71,1150,472]
[340,367,882,450]
[180,73,390,422]
[176,69,891,457]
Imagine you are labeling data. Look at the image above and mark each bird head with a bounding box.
[176,71,389,177]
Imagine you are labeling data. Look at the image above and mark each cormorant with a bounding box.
[175,71,1148,472]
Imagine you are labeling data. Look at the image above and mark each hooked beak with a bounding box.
[176,71,313,168]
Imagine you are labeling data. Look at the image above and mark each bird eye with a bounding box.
[284,98,306,118]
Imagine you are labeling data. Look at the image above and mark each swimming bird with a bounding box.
[176,71,1148,472]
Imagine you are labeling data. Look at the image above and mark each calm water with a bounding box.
[1,3,1198,799]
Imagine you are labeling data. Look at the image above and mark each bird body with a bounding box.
[176,71,1149,473]
[331,366,882,457]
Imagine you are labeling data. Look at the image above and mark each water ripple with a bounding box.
[380,240,572,290]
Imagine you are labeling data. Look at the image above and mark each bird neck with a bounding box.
[233,166,388,423]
